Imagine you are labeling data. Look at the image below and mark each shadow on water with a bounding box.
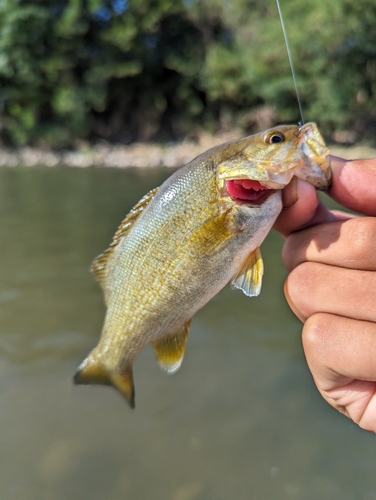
[0,166,375,500]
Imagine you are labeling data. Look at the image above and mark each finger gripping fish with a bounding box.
[74,123,331,407]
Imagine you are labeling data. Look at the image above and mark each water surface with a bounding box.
[0,166,375,500]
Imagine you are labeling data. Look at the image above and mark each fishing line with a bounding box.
[275,0,305,126]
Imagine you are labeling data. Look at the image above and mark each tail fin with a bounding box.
[73,355,135,408]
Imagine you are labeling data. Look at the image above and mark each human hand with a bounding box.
[274,156,376,432]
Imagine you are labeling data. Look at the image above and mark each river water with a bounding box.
[0,166,375,500]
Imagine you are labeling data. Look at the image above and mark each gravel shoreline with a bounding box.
[0,134,375,168]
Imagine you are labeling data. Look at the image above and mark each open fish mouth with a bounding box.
[226,179,275,204]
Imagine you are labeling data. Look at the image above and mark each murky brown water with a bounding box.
[0,166,375,500]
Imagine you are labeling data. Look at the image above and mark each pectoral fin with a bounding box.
[231,247,264,297]
[152,320,191,374]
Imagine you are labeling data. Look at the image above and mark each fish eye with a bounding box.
[265,131,285,144]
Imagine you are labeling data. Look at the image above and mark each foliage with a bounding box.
[0,0,375,147]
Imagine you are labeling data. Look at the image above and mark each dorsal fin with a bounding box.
[91,187,159,290]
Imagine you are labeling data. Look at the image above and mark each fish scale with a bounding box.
[74,123,331,408]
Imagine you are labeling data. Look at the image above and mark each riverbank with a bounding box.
[0,133,375,168]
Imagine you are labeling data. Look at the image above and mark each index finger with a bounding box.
[282,217,376,272]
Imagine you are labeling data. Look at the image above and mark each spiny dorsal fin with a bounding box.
[231,247,264,297]
[90,247,115,291]
[91,187,159,289]
[152,320,191,374]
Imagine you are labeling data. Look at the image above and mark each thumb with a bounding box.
[274,155,376,237]
[274,177,337,238]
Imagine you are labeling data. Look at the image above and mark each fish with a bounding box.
[74,122,331,408]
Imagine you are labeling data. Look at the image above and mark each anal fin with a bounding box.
[152,320,191,374]
[231,247,264,297]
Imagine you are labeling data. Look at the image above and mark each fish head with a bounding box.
[216,122,331,207]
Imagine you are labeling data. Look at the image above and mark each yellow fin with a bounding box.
[231,247,264,297]
[90,247,114,291]
[74,355,135,408]
[152,320,191,374]
[91,187,159,290]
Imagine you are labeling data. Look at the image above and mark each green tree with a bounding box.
[0,0,375,147]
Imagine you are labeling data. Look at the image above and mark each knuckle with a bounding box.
[282,231,312,271]
[285,263,322,321]
[302,312,333,354]
[282,234,299,270]
[288,261,320,290]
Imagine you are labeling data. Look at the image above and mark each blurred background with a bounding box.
[0,0,375,149]
[1,1,376,500]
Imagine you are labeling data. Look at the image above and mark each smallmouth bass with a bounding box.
[74,123,331,407]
